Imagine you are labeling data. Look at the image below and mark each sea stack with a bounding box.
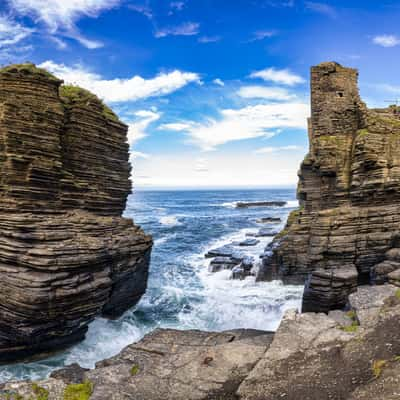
[0,64,153,361]
[259,62,400,312]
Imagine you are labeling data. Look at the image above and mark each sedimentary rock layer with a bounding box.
[3,285,400,399]
[0,64,152,361]
[259,62,400,311]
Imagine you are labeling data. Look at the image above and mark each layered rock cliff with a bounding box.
[259,62,400,312]
[0,64,152,361]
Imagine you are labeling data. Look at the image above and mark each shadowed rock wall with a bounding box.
[0,64,152,361]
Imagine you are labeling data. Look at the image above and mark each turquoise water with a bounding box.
[0,188,303,382]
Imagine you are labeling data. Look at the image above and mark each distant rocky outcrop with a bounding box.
[259,62,400,312]
[3,285,400,399]
[0,64,152,361]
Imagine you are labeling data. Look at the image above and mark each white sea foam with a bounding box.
[159,215,182,226]
[284,200,299,208]
[154,233,177,246]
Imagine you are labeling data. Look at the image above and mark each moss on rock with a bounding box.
[63,381,93,400]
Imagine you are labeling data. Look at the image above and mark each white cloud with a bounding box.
[250,67,305,86]
[0,14,33,48]
[159,122,192,131]
[38,60,200,103]
[238,85,296,100]
[164,102,309,151]
[7,0,120,48]
[255,145,303,154]
[194,157,208,172]
[127,110,160,146]
[198,35,221,43]
[305,1,337,18]
[154,22,199,38]
[213,78,224,86]
[372,35,400,48]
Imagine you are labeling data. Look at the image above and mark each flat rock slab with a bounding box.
[1,329,274,400]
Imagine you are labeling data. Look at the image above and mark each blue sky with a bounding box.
[1,0,400,188]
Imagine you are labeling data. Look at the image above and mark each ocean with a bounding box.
[0,188,303,383]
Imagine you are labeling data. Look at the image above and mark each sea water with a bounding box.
[0,188,303,382]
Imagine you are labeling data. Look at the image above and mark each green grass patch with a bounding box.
[130,364,140,376]
[31,383,49,400]
[372,359,387,379]
[63,381,93,400]
[0,63,58,81]
[395,289,400,300]
[60,85,120,122]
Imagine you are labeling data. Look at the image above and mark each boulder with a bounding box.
[302,267,358,313]
[370,260,400,284]
[239,238,260,246]
[388,269,400,287]
[208,256,240,272]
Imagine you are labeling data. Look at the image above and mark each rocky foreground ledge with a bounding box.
[0,64,152,361]
[2,285,400,400]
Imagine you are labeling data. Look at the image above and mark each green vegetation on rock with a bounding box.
[63,381,93,400]
[59,85,120,122]
[130,364,140,376]
[372,359,387,379]
[31,383,49,400]
[0,63,58,81]
[395,289,400,300]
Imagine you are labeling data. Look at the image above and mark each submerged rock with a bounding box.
[0,64,152,362]
[236,201,286,208]
[239,238,260,246]
[256,217,282,223]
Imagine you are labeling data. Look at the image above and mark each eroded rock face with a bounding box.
[0,64,152,361]
[3,286,400,399]
[259,62,400,311]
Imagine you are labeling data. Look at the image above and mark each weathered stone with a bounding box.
[302,267,358,312]
[1,329,274,400]
[255,217,282,223]
[0,64,152,362]
[259,61,400,310]
[371,260,400,284]
[388,269,400,286]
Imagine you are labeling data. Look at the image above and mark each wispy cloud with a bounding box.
[238,85,296,100]
[305,1,337,18]
[255,145,303,154]
[213,78,224,86]
[159,122,192,131]
[129,3,154,19]
[154,22,200,38]
[170,1,185,11]
[249,30,277,42]
[39,60,201,103]
[198,35,221,43]
[372,34,400,47]
[250,67,305,86]
[127,110,161,146]
[7,0,120,48]
[0,14,34,48]
[162,102,309,150]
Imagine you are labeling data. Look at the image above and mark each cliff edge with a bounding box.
[0,64,153,361]
[259,62,400,312]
